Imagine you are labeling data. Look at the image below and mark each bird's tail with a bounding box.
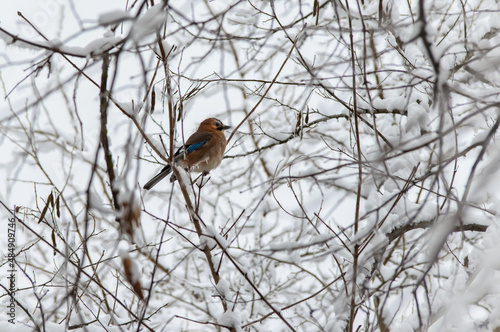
[143,165,172,190]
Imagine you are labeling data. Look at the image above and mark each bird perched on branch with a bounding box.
[143,118,231,190]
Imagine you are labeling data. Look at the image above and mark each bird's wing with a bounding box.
[174,131,212,156]
[144,132,214,190]
[187,141,207,153]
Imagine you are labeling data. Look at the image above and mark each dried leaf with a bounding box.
[120,201,142,244]
[38,192,54,224]
[123,256,144,300]
[51,229,57,256]
[50,191,55,209]
[313,0,319,17]
[295,111,302,135]
[56,195,60,218]
[151,88,156,113]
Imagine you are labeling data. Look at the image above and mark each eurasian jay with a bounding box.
[143,118,231,190]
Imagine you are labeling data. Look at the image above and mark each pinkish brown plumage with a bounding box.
[143,118,231,190]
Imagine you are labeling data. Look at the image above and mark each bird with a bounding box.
[143,118,231,190]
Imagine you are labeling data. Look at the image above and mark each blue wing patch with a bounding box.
[186,141,206,154]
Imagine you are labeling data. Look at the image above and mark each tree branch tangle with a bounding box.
[1,0,500,331]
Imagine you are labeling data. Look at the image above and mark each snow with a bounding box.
[405,103,429,135]
[0,31,122,57]
[205,225,229,249]
[214,278,230,299]
[98,9,132,26]
[80,35,123,56]
[217,310,242,330]
[199,232,217,250]
[130,4,166,42]
[0,321,124,332]
[115,100,142,117]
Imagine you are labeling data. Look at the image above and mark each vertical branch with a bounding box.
[345,0,363,331]
[172,171,227,309]
[156,32,231,317]
[156,32,176,163]
[99,53,119,210]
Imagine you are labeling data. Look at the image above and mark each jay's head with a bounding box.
[199,118,231,132]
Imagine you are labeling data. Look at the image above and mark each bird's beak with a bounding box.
[223,125,231,130]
